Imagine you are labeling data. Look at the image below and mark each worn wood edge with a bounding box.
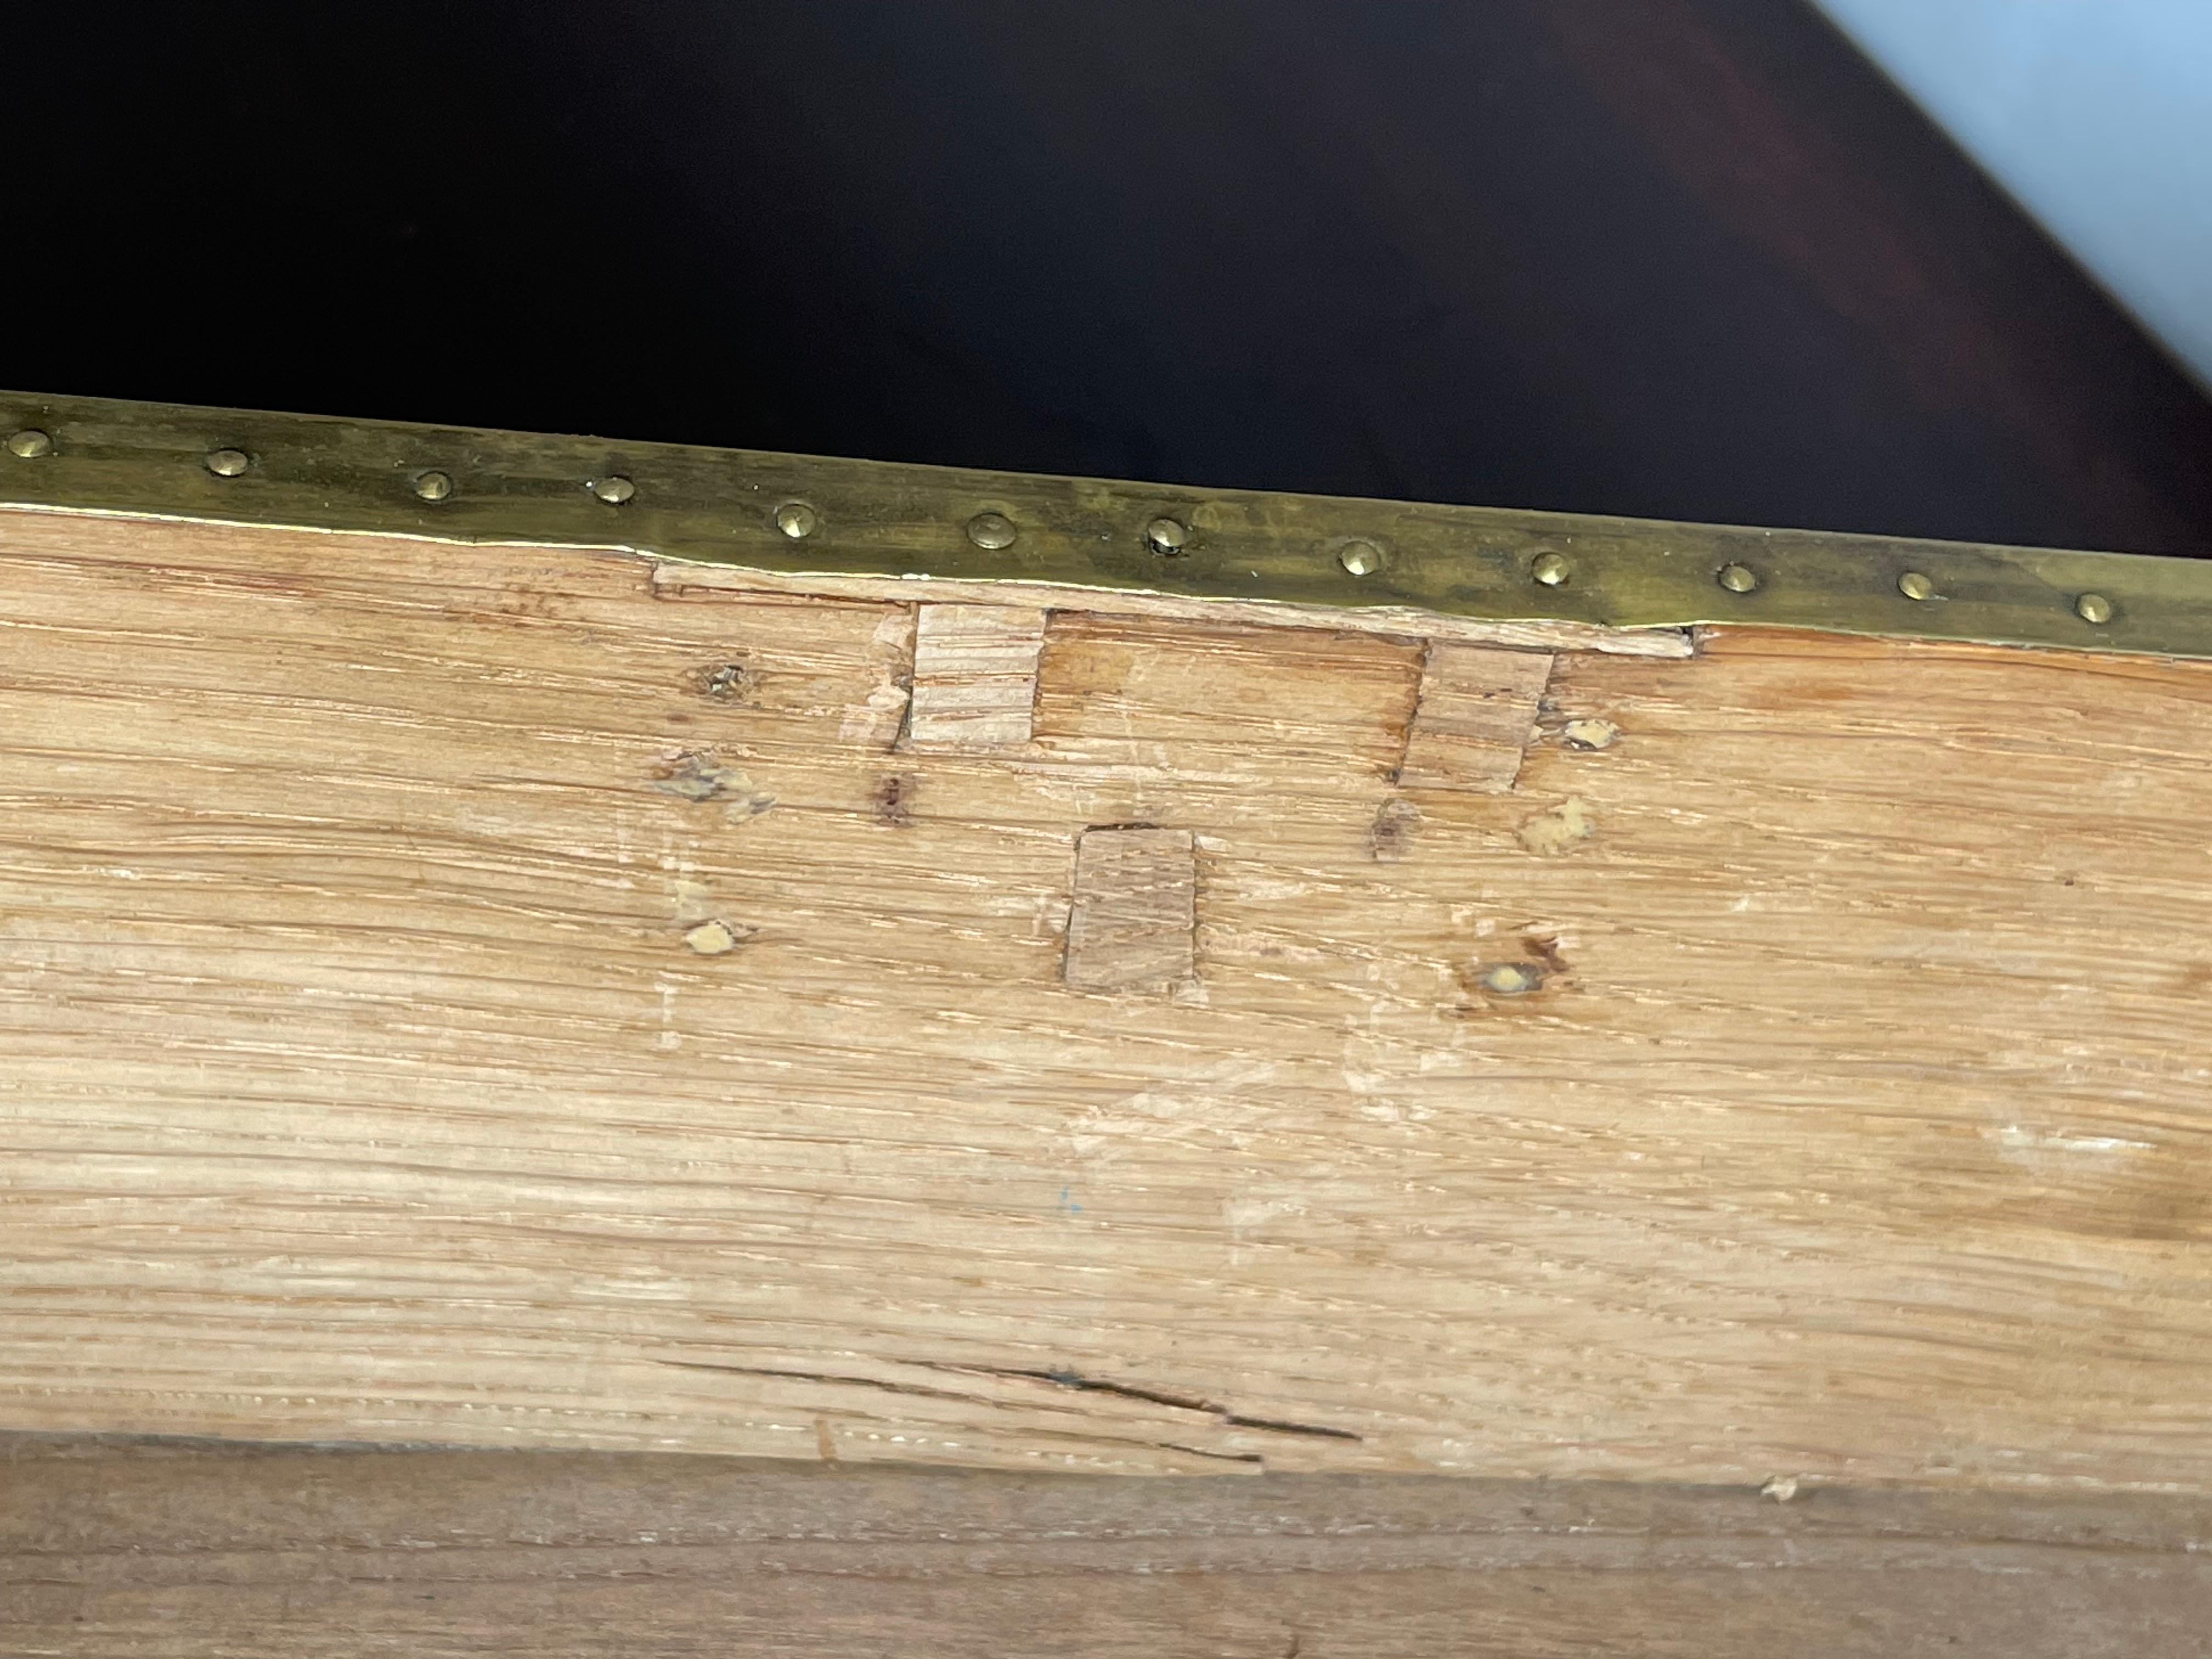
[651,557,1700,656]
[0,501,1694,656]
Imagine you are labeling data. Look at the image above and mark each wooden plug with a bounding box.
[1397,644,1554,791]
[1063,826,1197,994]
[905,603,1048,751]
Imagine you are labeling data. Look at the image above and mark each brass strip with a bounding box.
[3,388,2205,658]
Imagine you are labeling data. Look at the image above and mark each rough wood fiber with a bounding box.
[1397,641,1555,791]
[5,507,2212,1492]
[7,1440,2209,1659]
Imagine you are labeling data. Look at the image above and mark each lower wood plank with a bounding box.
[5,1440,2210,1658]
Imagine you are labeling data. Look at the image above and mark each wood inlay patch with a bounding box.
[1063,826,1197,993]
[905,603,1048,751]
[1397,644,1554,791]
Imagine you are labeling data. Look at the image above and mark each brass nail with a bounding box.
[1338,539,1383,577]
[413,470,454,503]
[205,448,251,477]
[775,501,819,539]
[966,511,1016,550]
[1531,551,1570,588]
[5,428,53,459]
[590,475,636,505]
[1144,516,1189,556]
[1717,562,1759,594]
[1897,571,1934,601]
[2075,592,2114,625]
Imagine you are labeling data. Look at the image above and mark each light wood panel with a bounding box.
[5,506,2212,1491]
[7,1439,2209,1659]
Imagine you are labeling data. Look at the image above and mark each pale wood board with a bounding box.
[4,506,2212,1492]
[6,1439,2210,1658]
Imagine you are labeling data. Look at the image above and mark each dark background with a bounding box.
[10,1,2212,554]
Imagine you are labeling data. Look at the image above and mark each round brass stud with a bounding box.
[775,501,818,539]
[1144,516,1189,556]
[1897,571,1934,601]
[1717,562,1759,595]
[205,448,251,477]
[590,475,636,505]
[1531,551,1570,588]
[6,428,54,459]
[413,470,454,503]
[966,511,1016,550]
[2075,592,2114,625]
[1338,539,1383,578]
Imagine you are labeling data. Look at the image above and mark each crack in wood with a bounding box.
[955,1365,1363,1442]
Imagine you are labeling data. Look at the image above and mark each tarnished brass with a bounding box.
[966,511,1017,551]
[1336,538,1383,577]
[4,388,2210,658]
[1143,516,1189,557]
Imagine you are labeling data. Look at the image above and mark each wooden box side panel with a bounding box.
[4,507,2212,1492]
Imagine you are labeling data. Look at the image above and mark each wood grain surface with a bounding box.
[6,1438,2210,1658]
[5,506,2212,1491]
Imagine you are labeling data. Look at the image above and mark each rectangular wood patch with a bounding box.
[1397,643,1553,791]
[1063,826,1197,992]
[905,603,1048,750]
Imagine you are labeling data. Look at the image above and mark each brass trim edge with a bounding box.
[4,389,2207,658]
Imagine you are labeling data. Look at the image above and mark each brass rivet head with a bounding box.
[775,501,818,539]
[1143,516,1189,556]
[966,511,1016,551]
[205,448,251,477]
[1338,539,1383,577]
[1531,551,1570,588]
[1897,571,1934,601]
[590,475,636,505]
[1717,562,1759,595]
[413,470,454,503]
[6,428,53,459]
[2075,592,2114,625]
